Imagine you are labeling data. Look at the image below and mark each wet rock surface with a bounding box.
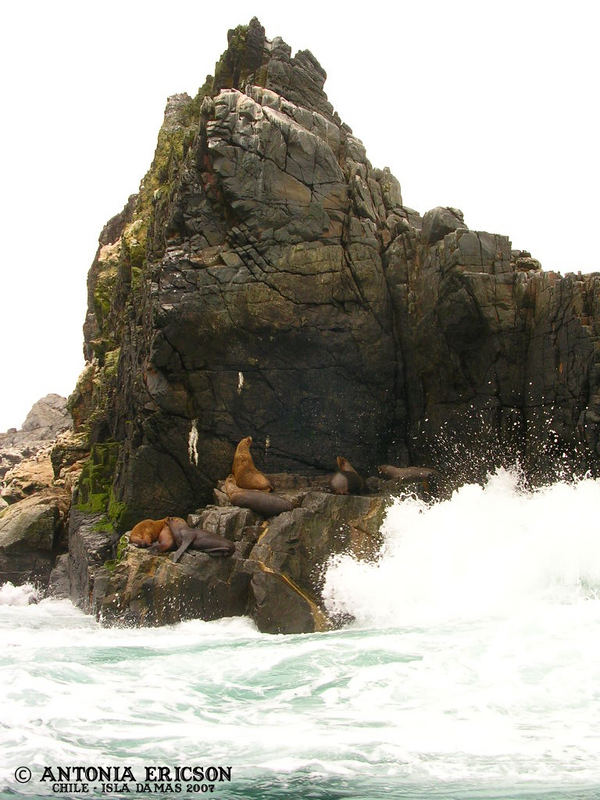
[62,475,390,634]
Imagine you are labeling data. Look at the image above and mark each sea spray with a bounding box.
[0,581,40,606]
[322,467,600,626]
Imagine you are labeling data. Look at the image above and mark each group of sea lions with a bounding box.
[129,516,235,562]
[128,435,439,561]
[128,436,290,562]
[330,456,440,495]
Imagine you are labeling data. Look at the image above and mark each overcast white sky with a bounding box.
[1,0,598,431]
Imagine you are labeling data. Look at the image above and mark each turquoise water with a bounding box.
[1,470,600,799]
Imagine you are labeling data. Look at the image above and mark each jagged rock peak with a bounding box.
[1,395,71,441]
[0,395,73,490]
[21,394,71,433]
[210,17,338,124]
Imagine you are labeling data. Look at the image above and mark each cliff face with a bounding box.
[391,227,600,482]
[71,18,600,529]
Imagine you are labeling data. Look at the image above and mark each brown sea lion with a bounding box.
[232,436,273,492]
[129,517,169,548]
[156,522,176,552]
[167,516,235,563]
[378,464,441,491]
[330,456,365,495]
[223,474,293,517]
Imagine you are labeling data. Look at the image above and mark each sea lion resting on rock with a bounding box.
[223,474,293,517]
[130,516,234,561]
[330,456,365,495]
[129,517,170,548]
[166,516,235,563]
[378,465,441,489]
[232,436,273,492]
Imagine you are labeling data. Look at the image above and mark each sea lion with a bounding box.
[232,436,273,492]
[129,517,169,548]
[167,516,235,563]
[223,474,293,517]
[330,456,365,495]
[156,522,176,552]
[378,464,441,492]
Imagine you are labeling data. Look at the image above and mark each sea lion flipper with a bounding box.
[171,530,195,563]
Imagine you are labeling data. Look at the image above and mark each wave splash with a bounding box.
[323,467,600,627]
[0,581,41,606]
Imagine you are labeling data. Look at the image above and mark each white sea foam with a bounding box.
[0,581,40,606]
[323,467,600,626]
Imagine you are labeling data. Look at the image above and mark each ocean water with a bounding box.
[1,468,600,800]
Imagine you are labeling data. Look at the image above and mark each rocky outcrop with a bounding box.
[69,18,411,532]
[64,476,388,633]
[0,396,83,588]
[68,18,600,541]
[0,394,72,484]
[7,16,589,632]
[385,228,600,481]
[0,488,70,586]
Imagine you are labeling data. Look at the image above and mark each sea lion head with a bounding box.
[337,456,354,472]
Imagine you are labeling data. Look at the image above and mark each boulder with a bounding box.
[0,488,69,586]
[421,206,468,245]
[1,452,55,503]
[247,491,386,632]
[0,394,73,484]
[97,547,251,627]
